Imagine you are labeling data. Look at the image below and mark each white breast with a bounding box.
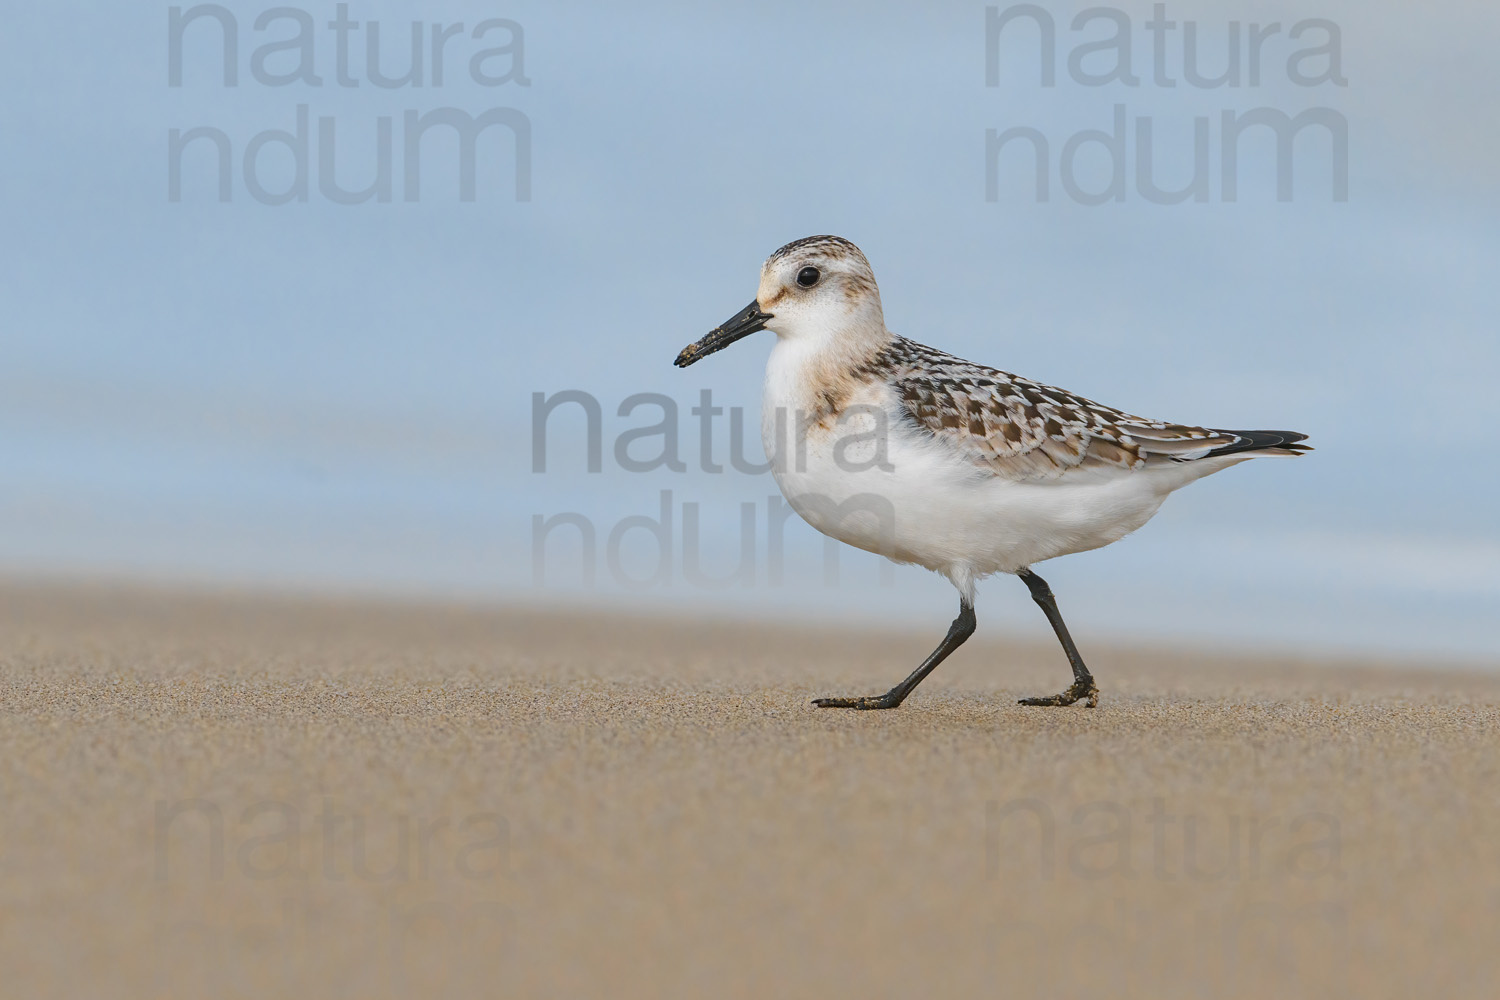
[760,340,1207,584]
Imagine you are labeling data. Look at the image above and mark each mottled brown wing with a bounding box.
[886,346,1239,480]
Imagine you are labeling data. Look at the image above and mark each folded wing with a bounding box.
[881,337,1309,480]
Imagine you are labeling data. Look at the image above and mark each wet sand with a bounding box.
[1,581,1497,998]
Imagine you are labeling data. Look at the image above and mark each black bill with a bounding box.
[674,300,773,368]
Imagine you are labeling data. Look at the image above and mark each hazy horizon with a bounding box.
[4,1,1498,661]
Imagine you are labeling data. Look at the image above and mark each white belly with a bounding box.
[760,356,1188,583]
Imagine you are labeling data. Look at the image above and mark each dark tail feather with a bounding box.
[1204,429,1312,458]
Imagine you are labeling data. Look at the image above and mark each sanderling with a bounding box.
[674,235,1309,709]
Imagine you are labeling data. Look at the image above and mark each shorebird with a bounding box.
[674,236,1309,709]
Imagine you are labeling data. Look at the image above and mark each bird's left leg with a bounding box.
[813,598,975,710]
[1016,569,1099,708]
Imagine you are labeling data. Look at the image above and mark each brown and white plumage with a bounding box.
[866,334,1309,482]
[676,235,1310,710]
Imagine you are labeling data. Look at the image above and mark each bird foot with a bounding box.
[1018,680,1099,708]
[812,693,903,710]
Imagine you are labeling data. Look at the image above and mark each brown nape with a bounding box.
[840,272,876,303]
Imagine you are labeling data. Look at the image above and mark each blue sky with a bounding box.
[3,1,1497,661]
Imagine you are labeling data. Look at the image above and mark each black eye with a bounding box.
[796,266,820,288]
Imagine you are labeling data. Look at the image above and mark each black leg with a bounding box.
[813,599,975,710]
[1016,569,1099,708]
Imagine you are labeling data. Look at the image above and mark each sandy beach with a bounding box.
[1,580,1497,998]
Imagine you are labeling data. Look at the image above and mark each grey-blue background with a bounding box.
[4,1,1496,660]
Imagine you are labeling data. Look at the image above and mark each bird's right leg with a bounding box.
[813,599,976,710]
